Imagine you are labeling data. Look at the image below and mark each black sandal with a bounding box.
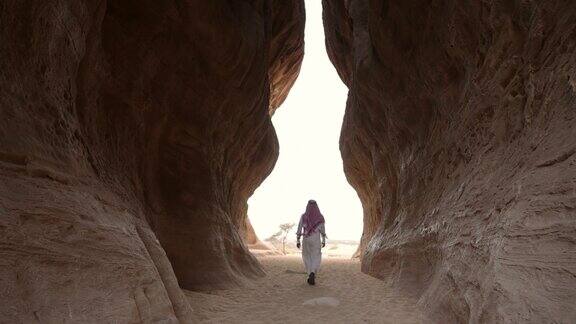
[307,272,315,285]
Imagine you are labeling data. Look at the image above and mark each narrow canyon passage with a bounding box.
[1,0,575,323]
[186,255,425,323]
[247,0,362,244]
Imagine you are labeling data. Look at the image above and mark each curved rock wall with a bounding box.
[324,0,576,322]
[0,0,303,322]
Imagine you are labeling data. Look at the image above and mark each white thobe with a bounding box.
[297,218,326,275]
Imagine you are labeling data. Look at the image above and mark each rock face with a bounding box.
[323,0,576,322]
[0,0,303,322]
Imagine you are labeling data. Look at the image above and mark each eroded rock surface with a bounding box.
[0,0,303,322]
[324,0,576,322]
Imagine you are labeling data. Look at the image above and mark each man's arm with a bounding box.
[296,217,303,249]
[319,223,326,247]
[296,217,303,239]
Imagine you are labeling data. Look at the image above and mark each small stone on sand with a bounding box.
[302,297,340,307]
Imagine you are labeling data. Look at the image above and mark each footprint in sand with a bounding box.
[302,297,340,307]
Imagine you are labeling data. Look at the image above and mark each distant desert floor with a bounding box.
[185,255,426,323]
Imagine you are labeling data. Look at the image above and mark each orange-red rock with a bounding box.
[0,0,303,322]
[324,0,576,322]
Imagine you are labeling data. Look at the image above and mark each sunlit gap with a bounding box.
[247,1,362,257]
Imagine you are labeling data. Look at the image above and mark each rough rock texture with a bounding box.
[0,0,303,322]
[324,0,576,323]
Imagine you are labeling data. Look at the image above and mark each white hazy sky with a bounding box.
[247,1,363,241]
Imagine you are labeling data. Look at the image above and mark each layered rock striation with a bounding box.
[0,0,303,322]
[324,0,576,322]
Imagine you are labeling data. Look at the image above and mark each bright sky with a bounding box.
[247,1,363,241]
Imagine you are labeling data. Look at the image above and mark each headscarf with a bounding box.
[301,200,325,237]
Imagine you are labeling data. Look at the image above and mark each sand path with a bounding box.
[185,255,426,323]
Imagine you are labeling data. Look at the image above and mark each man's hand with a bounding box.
[297,241,301,249]
[322,241,326,248]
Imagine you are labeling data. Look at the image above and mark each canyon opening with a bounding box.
[247,0,363,255]
[1,0,575,323]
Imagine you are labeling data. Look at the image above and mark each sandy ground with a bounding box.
[185,255,426,323]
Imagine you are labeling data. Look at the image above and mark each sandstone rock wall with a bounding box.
[323,0,576,322]
[0,0,303,322]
